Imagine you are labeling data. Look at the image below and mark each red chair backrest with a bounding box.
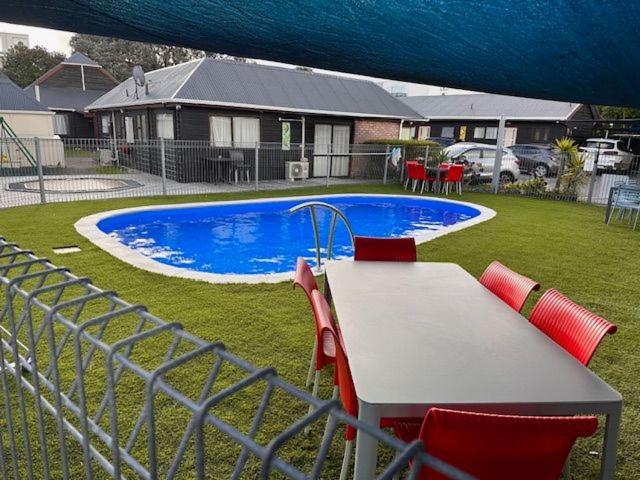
[311,291,358,440]
[529,289,617,365]
[479,261,540,313]
[446,164,464,182]
[407,161,422,180]
[353,236,417,262]
[417,408,598,480]
[292,257,319,303]
[308,289,338,371]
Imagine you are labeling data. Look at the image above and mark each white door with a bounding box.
[503,127,518,147]
[331,125,350,176]
[313,124,332,177]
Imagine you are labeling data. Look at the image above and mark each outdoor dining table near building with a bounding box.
[324,260,622,480]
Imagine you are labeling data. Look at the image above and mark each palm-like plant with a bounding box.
[553,137,578,192]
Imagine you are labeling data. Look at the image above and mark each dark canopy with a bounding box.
[3,0,639,107]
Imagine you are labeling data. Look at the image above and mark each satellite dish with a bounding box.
[132,65,146,87]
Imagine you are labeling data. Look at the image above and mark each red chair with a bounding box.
[293,257,323,389]
[311,290,419,480]
[353,236,417,262]
[529,288,617,366]
[392,408,597,480]
[405,161,426,192]
[479,261,540,313]
[442,164,464,195]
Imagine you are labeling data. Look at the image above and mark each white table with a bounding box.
[325,260,622,479]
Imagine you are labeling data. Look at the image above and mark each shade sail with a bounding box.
[2,1,639,107]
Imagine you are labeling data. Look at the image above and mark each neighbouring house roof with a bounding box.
[24,86,107,112]
[0,72,50,113]
[87,58,419,119]
[400,94,586,121]
[62,52,101,67]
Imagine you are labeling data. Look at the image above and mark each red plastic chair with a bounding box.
[442,164,464,195]
[292,257,335,396]
[353,236,417,262]
[529,288,617,366]
[405,161,427,192]
[479,261,540,313]
[392,408,597,480]
[311,290,418,480]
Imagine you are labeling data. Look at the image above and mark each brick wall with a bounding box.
[353,119,401,143]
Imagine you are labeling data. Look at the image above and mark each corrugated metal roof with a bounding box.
[63,52,100,67]
[24,85,107,111]
[400,94,582,120]
[0,73,50,112]
[87,58,418,118]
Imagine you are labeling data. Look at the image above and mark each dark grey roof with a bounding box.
[87,58,418,118]
[0,73,49,112]
[63,52,100,67]
[400,94,583,121]
[24,85,107,111]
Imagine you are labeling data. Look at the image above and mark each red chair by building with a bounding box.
[442,163,464,195]
[479,261,540,313]
[391,407,598,480]
[353,236,417,262]
[529,288,617,366]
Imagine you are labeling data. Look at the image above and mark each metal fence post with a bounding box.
[254,143,259,191]
[34,137,46,204]
[382,145,390,184]
[491,115,507,194]
[160,138,167,196]
[586,146,601,203]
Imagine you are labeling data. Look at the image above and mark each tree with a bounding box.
[1,44,65,88]
[598,105,640,119]
[69,34,246,82]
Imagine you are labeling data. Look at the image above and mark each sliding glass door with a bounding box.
[313,124,350,177]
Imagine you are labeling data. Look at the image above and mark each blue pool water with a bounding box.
[97,195,481,276]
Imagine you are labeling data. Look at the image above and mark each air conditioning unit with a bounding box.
[285,161,309,181]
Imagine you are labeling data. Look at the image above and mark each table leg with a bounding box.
[354,401,380,480]
[600,404,621,480]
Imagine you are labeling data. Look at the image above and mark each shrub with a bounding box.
[501,176,548,195]
[364,138,442,161]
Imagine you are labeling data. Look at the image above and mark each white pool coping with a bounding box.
[75,194,496,284]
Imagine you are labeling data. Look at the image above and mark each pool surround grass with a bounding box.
[0,184,638,478]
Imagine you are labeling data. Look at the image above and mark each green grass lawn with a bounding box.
[0,184,638,478]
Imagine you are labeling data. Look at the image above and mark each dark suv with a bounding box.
[509,144,559,177]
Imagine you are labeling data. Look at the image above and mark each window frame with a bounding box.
[209,115,260,147]
[155,112,175,140]
[53,113,69,135]
[473,127,485,139]
[441,126,455,138]
[485,127,498,140]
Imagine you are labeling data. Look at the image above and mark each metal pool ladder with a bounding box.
[289,201,355,272]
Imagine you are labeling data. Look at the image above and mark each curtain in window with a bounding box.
[156,113,174,139]
[53,114,69,135]
[125,117,135,143]
[474,127,485,139]
[101,115,110,134]
[400,126,412,140]
[232,117,260,146]
[418,126,430,139]
[210,116,232,146]
[485,127,498,139]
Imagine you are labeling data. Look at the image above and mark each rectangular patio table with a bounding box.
[325,260,622,480]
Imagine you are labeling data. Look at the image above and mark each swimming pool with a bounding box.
[76,194,495,283]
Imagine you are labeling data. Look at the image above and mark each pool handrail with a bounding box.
[289,201,355,272]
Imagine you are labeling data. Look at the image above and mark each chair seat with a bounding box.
[390,420,422,442]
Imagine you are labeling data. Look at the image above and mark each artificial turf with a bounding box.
[0,183,638,479]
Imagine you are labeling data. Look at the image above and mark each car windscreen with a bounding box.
[586,141,615,150]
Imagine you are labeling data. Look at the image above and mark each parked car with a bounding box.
[579,138,634,173]
[443,142,520,183]
[509,144,559,177]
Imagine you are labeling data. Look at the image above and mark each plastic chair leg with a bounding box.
[305,339,317,388]
[340,440,353,480]
[305,369,321,435]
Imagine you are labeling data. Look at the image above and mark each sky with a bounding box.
[0,22,474,96]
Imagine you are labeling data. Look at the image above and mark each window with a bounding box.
[485,127,498,139]
[532,127,550,142]
[210,116,260,146]
[400,126,413,140]
[417,126,431,139]
[441,126,454,138]
[125,114,148,143]
[232,117,260,146]
[101,115,110,134]
[210,117,232,146]
[474,127,485,139]
[156,113,174,139]
[53,114,69,135]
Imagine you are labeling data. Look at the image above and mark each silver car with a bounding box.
[443,142,521,183]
